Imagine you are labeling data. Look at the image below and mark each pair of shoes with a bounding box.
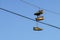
[33,27,43,31]
[34,10,43,16]
[35,16,44,21]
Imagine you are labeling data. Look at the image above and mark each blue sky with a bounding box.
[0,0,60,40]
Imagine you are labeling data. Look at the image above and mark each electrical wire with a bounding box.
[20,0,60,15]
[0,8,60,29]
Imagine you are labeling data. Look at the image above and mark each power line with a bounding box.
[0,8,60,29]
[20,0,60,15]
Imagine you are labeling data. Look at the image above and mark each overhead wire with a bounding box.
[20,0,60,15]
[0,8,60,29]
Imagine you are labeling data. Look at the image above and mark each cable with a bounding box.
[0,8,60,29]
[20,0,60,15]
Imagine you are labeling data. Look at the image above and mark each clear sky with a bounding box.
[0,0,60,40]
